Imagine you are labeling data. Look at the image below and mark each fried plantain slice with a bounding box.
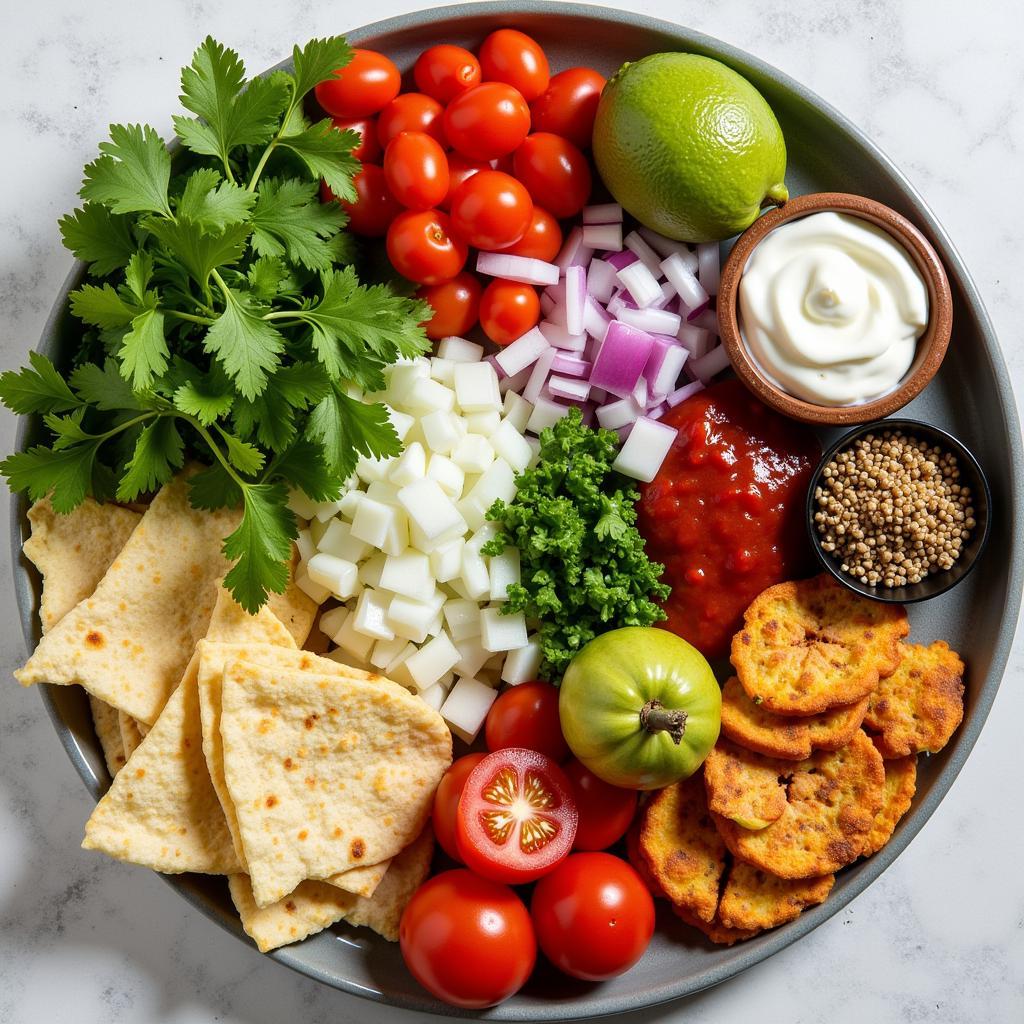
[863,641,965,758]
[720,676,869,760]
[639,776,726,923]
[717,862,834,932]
[712,730,885,879]
[674,904,760,945]
[860,754,917,856]
[703,739,787,829]
[731,575,908,716]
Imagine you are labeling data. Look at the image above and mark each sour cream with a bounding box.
[738,211,929,406]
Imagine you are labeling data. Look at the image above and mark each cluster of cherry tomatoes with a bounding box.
[399,682,655,1009]
[314,31,604,345]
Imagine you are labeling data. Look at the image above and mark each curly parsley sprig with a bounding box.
[0,36,431,611]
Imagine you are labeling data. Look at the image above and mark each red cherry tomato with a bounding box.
[330,116,382,162]
[449,170,533,251]
[384,132,450,211]
[418,271,483,342]
[314,49,400,118]
[377,93,446,148]
[531,853,655,981]
[563,759,638,851]
[329,165,402,237]
[414,44,482,103]
[479,279,540,345]
[498,206,562,262]
[386,209,468,285]
[456,748,577,884]
[485,681,569,761]
[513,132,593,218]
[479,29,550,102]
[400,870,536,1009]
[441,153,489,210]
[431,752,488,861]
[443,83,531,161]
[491,152,515,176]
[530,67,607,150]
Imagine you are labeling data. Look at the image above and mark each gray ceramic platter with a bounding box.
[11,2,1024,1019]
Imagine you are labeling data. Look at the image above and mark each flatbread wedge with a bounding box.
[229,826,435,952]
[219,658,451,908]
[731,575,908,716]
[266,551,319,647]
[89,694,126,777]
[118,712,147,761]
[860,754,917,857]
[16,473,238,725]
[703,739,787,830]
[863,641,965,758]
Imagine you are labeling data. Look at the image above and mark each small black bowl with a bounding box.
[805,418,992,603]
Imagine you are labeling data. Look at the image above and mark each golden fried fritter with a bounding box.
[674,904,760,945]
[717,862,834,932]
[625,819,665,898]
[863,641,965,758]
[703,739,787,829]
[731,575,908,716]
[720,676,869,760]
[638,776,726,923]
[712,730,885,879]
[860,754,917,857]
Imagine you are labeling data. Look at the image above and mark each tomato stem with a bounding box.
[639,700,687,745]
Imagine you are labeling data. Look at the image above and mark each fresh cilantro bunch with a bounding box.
[0,36,430,611]
[482,408,671,680]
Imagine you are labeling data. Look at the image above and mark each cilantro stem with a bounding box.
[246,83,301,191]
[183,415,248,491]
[165,309,215,326]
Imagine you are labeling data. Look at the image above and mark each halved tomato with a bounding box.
[456,748,577,884]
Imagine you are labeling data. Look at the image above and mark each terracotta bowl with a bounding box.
[717,192,953,425]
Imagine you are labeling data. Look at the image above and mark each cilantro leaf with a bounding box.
[278,117,360,202]
[43,409,91,450]
[146,217,251,288]
[232,394,297,452]
[69,283,143,329]
[58,204,135,275]
[271,438,340,502]
[81,123,172,217]
[203,286,284,399]
[270,361,331,408]
[250,177,346,271]
[172,379,234,425]
[116,416,185,500]
[220,430,265,475]
[306,384,401,479]
[177,168,256,229]
[246,256,287,299]
[290,36,353,100]
[123,250,155,303]
[222,482,296,612]
[0,351,82,415]
[188,461,242,509]
[69,358,151,411]
[1,441,101,513]
[119,308,169,390]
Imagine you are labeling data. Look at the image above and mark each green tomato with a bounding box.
[559,627,721,791]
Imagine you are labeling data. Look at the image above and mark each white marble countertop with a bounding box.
[1,1,1022,1021]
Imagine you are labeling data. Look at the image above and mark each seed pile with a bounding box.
[814,431,976,588]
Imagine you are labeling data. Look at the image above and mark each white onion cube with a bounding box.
[454,362,502,413]
[441,676,498,744]
[370,635,409,670]
[430,357,455,384]
[465,459,516,521]
[420,410,464,454]
[480,607,528,652]
[405,377,456,415]
[443,598,482,641]
[389,442,426,487]
[430,538,465,583]
[488,548,521,601]
[353,588,395,640]
[460,546,491,599]
[426,453,465,498]
[437,336,484,363]
[357,552,386,588]
[335,611,377,660]
[350,497,397,549]
[453,637,491,678]
[388,591,445,644]
[316,518,372,563]
[489,419,532,473]
[397,478,467,541]
[287,488,319,521]
[317,605,350,641]
[612,417,679,482]
[295,570,330,604]
[296,528,315,563]
[465,410,501,436]
[403,632,461,691]
[452,434,495,474]
[380,550,434,602]
[306,553,359,600]
[418,682,448,710]
[355,454,392,484]
[501,637,543,685]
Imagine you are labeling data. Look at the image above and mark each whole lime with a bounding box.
[592,52,788,242]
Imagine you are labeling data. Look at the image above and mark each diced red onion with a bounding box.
[612,416,679,482]
[616,261,662,308]
[637,227,697,267]
[540,292,555,317]
[697,242,721,297]
[551,354,591,377]
[590,321,655,399]
[690,343,731,383]
[547,302,568,328]
[649,280,677,310]
[579,403,596,427]
[498,363,533,395]
[615,423,634,443]
[690,307,719,334]
[486,353,505,379]
[591,386,608,404]
[545,280,565,304]
[647,402,668,420]
[540,320,587,351]
[583,203,623,224]
[617,306,682,336]
[631,376,648,408]
[565,265,586,336]
[661,252,710,317]
[523,346,557,404]
[604,249,638,271]
[583,297,611,342]
[548,375,592,402]
[676,323,712,358]
[624,230,664,277]
[642,334,677,383]
[581,222,623,251]
[555,226,594,272]
[586,258,618,304]
[650,344,688,399]
[596,398,641,430]
[665,380,705,407]
[476,252,559,287]
[495,326,550,377]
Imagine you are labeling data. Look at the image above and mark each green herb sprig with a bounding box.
[0,36,430,611]
[482,409,671,680]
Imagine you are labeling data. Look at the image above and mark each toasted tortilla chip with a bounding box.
[266,551,319,647]
[195,642,391,898]
[703,739,787,830]
[717,862,834,932]
[720,676,869,760]
[16,473,238,725]
[219,659,451,908]
[861,754,917,857]
[712,730,885,879]
[230,826,434,952]
[638,776,726,923]
[23,495,142,633]
[90,695,126,777]
[119,711,147,761]
[731,575,908,716]
[864,641,965,758]
[81,590,294,875]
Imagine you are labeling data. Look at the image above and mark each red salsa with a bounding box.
[639,380,819,659]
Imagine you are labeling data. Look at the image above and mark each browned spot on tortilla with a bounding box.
[85,631,104,649]
[298,829,308,841]
[284,900,296,913]
[135,768,145,779]
[350,838,365,860]
[333,827,343,838]
[304,713,319,730]
[283,757,294,769]
[265,795,278,808]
